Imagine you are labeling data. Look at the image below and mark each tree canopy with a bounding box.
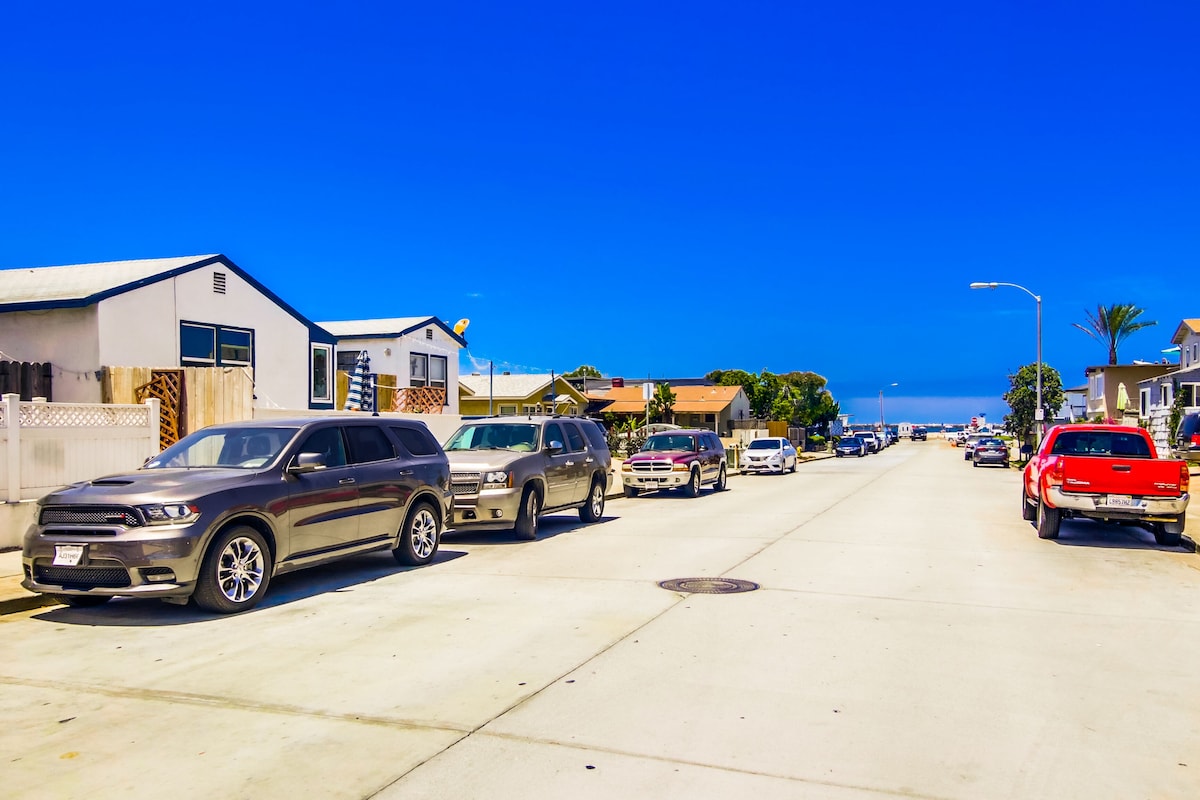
[1003,362,1065,445]
[1071,303,1156,365]
[564,364,602,378]
[705,368,840,429]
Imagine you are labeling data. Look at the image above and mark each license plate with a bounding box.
[53,544,85,566]
[1105,494,1137,508]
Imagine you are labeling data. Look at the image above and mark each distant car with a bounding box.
[962,433,991,460]
[911,426,928,441]
[885,429,899,446]
[621,430,727,497]
[1172,412,1200,464]
[972,438,1010,468]
[835,436,867,457]
[22,417,453,613]
[742,437,798,474]
[857,431,881,453]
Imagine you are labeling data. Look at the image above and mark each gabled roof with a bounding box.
[0,254,335,342]
[1172,319,1200,345]
[600,384,745,413]
[459,373,586,402]
[316,316,467,348]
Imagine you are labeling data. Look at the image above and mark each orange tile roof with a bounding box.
[597,384,744,413]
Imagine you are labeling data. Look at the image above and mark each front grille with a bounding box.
[451,473,481,495]
[629,460,675,474]
[39,506,142,527]
[35,563,131,589]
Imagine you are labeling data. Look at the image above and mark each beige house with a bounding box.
[459,373,589,417]
[1083,363,1174,420]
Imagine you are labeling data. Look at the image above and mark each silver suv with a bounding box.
[444,416,611,539]
[22,417,452,613]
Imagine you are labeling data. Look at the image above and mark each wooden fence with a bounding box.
[0,361,53,401]
[103,366,254,436]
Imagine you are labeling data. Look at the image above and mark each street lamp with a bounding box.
[970,281,1043,446]
[880,382,898,437]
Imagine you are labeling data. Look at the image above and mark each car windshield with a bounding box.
[747,439,781,450]
[841,437,862,445]
[445,423,540,452]
[143,426,299,469]
[642,434,697,452]
[979,438,1005,447]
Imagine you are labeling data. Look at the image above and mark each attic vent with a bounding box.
[425,328,433,340]
[213,272,227,294]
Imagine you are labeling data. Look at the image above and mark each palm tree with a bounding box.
[649,383,676,424]
[1072,303,1156,365]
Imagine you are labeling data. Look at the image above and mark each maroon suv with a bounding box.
[620,429,728,497]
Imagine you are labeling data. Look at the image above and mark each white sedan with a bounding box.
[741,437,799,474]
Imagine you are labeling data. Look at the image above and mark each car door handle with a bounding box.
[339,478,357,485]
[1111,464,1131,472]
[565,461,575,466]
[585,457,594,463]
[398,469,414,476]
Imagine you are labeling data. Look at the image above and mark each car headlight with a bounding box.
[672,462,690,472]
[768,454,781,461]
[139,503,201,525]
[482,471,513,489]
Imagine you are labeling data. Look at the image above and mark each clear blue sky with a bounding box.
[3,2,1196,424]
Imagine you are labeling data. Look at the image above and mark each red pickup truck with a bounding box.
[1021,424,1190,545]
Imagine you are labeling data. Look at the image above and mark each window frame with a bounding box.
[180,321,254,369]
[310,343,333,404]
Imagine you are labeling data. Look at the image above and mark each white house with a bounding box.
[316,317,467,414]
[0,254,338,410]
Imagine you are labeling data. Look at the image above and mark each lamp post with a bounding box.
[970,281,1042,446]
[880,382,898,438]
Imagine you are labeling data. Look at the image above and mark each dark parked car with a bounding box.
[1172,412,1200,464]
[22,417,453,613]
[911,426,927,441]
[835,436,868,457]
[972,438,1010,468]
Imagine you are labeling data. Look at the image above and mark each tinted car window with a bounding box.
[392,425,441,456]
[297,427,348,468]
[345,425,396,464]
[544,423,566,448]
[564,422,586,452]
[580,420,608,450]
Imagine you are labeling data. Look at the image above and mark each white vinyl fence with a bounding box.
[1,393,161,503]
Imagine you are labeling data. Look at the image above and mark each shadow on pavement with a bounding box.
[443,514,615,545]
[1047,519,1193,552]
[26,548,468,627]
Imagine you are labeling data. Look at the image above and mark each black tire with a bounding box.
[715,464,728,491]
[1036,501,1061,540]
[1021,488,1037,521]
[53,595,112,608]
[579,478,605,523]
[623,485,639,498]
[393,500,440,566]
[683,467,701,497]
[972,460,978,468]
[514,486,541,540]
[192,526,272,613]
[789,459,797,473]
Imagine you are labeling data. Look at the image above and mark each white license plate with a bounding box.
[53,544,85,566]
[1105,494,1137,508]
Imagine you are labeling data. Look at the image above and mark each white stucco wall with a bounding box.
[336,325,462,414]
[93,263,318,410]
[0,308,101,402]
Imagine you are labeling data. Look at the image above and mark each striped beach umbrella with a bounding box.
[344,350,370,411]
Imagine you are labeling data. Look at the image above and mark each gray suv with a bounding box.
[445,416,611,539]
[22,417,452,613]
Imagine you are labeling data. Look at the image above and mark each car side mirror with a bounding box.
[545,440,564,454]
[288,452,328,474]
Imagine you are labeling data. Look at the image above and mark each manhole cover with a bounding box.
[657,578,760,594]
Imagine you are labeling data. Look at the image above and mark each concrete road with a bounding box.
[3,443,1199,799]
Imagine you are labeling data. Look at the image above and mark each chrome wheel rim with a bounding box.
[409,508,438,559]
[690,471,699,492]
[527,493,539,534]
[217,536,265,603]
[589,485,603,517]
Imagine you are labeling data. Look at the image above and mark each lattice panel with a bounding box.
[392,386,446,414]
[19,404,151,428]
[0,404,6,427]
[135,370,185,449]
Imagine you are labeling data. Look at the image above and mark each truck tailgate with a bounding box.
[1061,457,1185,497]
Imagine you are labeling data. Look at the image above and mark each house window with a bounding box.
[181,322,253,368]
[1182,384,1199,408]
[523,405,539,415]
[498,404,517,416]
[1140,389,1150,413]
[311,344,333,403]
[410,353,427,388]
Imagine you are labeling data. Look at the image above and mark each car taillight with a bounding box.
[1044,458,1065,489]
[1180,462,1190,494]
[1190,434,1200,448]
